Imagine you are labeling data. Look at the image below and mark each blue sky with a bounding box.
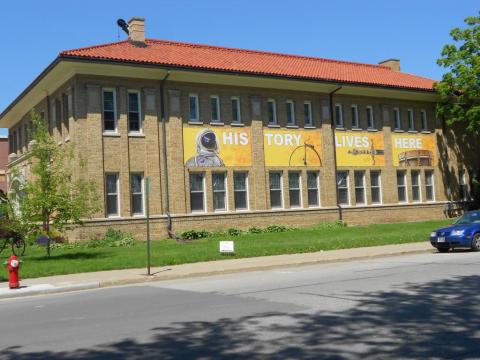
[1,0,478,136]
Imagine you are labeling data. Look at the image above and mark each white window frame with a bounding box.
[212,172,227,212]
[102,89,117,133]
[351,104,359,128]
[233,171,249,211]
[304,101,313,127]
[370,170,382,204]
[288,171,302,208]
[267,99,278,125]
[286,100,296,126]
[354,171,366,205]
[127,90,142,133]
[366,105,375,129]
[397,171,408,203]
[189,94,200,122]
[231,96,242,124]
[393,107,401,130]
[411,170,422,202]
[307,171,320,207]
[105,173,120,217]
[189,172,206,213]
[210,95,221,123]
[130,172,145,216]
[337,171,350,206]
[269,171,284,209]
[407,109,415,131]
[425,170,435,202]
[335,103,344,128]
[420,110,428,131]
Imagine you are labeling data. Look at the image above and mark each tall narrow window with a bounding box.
[307,171,320,207]
[354,171,366,205]
[128,91,141,132]
[234,172,248,210]
[366,106,375,129]
[397,171,408,203]
[268,99,277,125]
[304,101,313,127]
[189,94,200,122]
[286,100,296,126]
[393,107,401,130]
[210,95,220,123]
[231,97,241,123]
[459,170,468,201]
[421,110,428,131]
[55,99,62,135]
[411,170,421,202]
[212,173,227,211]
[335,104,344,128]
[8,134,13,154]
[62,93,69,136]
[351,105,359,128]
[337,171,349,205]
[407,109,414,131]
[12,130,17,153]
[18,126,23,151]
[269,172,283,208]
[189,172,205,212]
[288,172,302,207]
[105,173,119,217]
[370,171,382,204]
[425,171,435,201]
[131,173,144,215]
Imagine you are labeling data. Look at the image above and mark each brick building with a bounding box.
[0,136,8,193]
[0,18,478,240]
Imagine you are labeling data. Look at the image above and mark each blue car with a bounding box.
[430,210,480,253]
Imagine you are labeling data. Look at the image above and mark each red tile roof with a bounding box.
[60,39,435,91]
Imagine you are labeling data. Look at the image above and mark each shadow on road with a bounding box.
[2,274,480,359]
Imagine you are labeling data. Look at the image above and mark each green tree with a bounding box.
[11,110,99,254]
[435,13,480,131]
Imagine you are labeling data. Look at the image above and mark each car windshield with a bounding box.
[454,212,480,225]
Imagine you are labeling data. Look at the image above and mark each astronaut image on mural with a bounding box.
[185,129,225,167]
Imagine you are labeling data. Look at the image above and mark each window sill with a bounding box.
[351,127,363,131]
[335,127,346,131]
[210,122,224,126]
[132,214,146,218]
[267,124,280,128]
[128,133,145,138]
[407,130,418,133]
[286,125,299,129]
[188,121,203,125]
[304,126,316,129]
[393,129,404,133]
[421,130,431,134]
[231,122,245,127]
[367,128,378,132]
[103,132,120,137]
[107,215,122,219]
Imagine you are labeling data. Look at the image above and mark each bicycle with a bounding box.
[0,230,26,256]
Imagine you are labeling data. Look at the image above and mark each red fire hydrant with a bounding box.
[6,255,21,289]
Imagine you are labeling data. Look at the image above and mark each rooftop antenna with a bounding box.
[117,18,129,36]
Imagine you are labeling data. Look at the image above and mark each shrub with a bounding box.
[227,228,242,236]
[265,225,289,233]
[85,228,136,248]
[248,226,263,234]
[181,229,211,240]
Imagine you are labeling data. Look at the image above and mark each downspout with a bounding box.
[328,86,343,221]
[159,71,172,236]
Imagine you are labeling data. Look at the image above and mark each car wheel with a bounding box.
[437,247,450,253]
[471,233,480,251]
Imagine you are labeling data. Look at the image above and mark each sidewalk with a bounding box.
[0,242,433,299]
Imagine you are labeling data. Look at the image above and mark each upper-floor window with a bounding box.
[351,105,359,128]
[189,94,200,122]
[102,89,117,132]
[267,99,277,125]
[393,107,401,130]
[335,104,344,128]
[286,100,296,126]
[407,109,415,131]
[421,110,428,131]
[127,91,141,132]
[231,97,241,124]
[304,101,313,127]
[210,95,220,123]
[366,106,375,129]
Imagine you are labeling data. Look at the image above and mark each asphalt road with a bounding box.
[1,250,480,359]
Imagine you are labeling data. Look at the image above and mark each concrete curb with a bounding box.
[0,282,100,300]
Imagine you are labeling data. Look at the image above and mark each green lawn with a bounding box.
[0,219,450,281]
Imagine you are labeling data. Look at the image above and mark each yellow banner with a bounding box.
[335,131,385,167]
[263,129,322,167]
[183,126,251,167]
[391,133,436,167]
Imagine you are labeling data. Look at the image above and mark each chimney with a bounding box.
[378,58,401,71]
[128,17,146,47]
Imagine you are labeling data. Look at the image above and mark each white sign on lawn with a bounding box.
[219,241,234,254]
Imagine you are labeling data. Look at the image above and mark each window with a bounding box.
[212,173,227,211]
[407,109,414,131]
[131,173,144,215]
[24,123,29,145]
[335,104,344,128]
[393,107,401,130]
[189,94,200,122]
[234,172,248,210]
[288,172,302,207]
[8,134,13,154]
[370,171,382,204]
[269,172,283,208]
[210,95,220,123]
[12,130,17,153]
[286,100,296,126]
[304,101,313,127]
[459,170,468,201]
[351,105,359,128]
[231,97,241,123]
[103,90,117,132]
[189,173,205,212]
[366,106,375,129]
[55,99,62,135]
[267,99,277,125]
[62,93,69,135]
[411,170,421,202]
[397,171,408,203]
[337,171,349,205]
[307,171,320,207]
[421,110,428,131]
[105,173,119,217]
[354,171,366,205]
[128,91,141,132]
[425,171,435,201]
